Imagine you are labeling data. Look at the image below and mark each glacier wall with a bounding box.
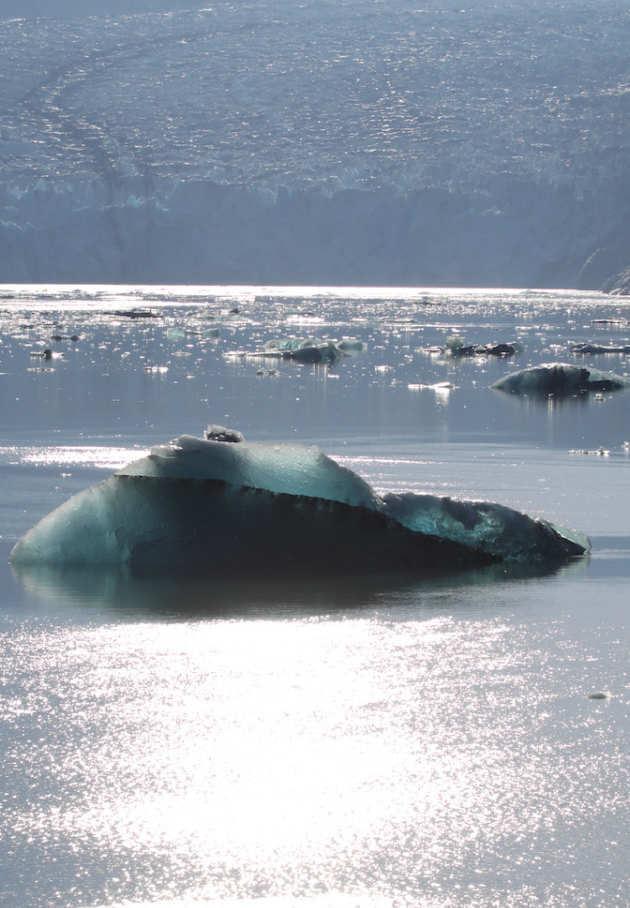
[3,1,630,287]
[0,176,621,287]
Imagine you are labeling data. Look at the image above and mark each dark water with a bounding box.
[1,284,630,907]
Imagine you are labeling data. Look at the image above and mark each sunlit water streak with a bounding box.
[1,284,630,906]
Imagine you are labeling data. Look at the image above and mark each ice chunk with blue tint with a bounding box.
[492,362,628,396]
[118,435,379,508]
[383,493,589,563]
[10,434,589,571]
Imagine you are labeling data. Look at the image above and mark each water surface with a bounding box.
[1,284,629,906]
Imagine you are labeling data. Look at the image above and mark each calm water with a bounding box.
[1,284,630,907]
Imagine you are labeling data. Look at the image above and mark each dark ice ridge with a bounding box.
[9,433,590,573]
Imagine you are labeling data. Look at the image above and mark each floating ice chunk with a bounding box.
[591,318,627,328]
[263,337,310,353]
[10,435,589,570]
[262,337,342,362]
[571,342,630,355]
[113,308,159,319]
[445,335,522,356]
[254,336,367,363]
[569,446,610,456]
[337,337,367,353]
[408,381,456,391]
[289,341,340,363]
[491,362,628,396]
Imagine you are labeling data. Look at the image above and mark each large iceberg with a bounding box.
[9,434,589,572]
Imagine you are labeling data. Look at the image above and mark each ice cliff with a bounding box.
[3,1,630,287]
[10,435,590,572]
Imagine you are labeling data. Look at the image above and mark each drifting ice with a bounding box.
[491,362,628,396]
[10,433,589,571]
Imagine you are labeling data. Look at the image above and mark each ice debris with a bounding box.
[261,336,366,363]
[113,307,159,319]
[445,336,523,357]
[571,342,630,355]
[491,362,628,396]
[10,433,590,572]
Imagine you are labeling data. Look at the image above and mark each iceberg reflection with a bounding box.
[10,556,586,619]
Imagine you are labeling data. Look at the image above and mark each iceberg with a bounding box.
[491,362,629,396]
[9,433,589,572]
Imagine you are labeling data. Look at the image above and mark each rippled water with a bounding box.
[1,284,630,906]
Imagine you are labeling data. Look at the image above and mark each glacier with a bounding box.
[3,2,630,287]
[9,434,590,573]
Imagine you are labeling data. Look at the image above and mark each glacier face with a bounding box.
[2,1,630,285]
[9,435,590,571]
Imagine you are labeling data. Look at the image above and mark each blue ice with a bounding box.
[9,434,590,568]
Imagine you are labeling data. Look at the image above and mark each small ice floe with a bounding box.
[588,691,611,700]
[30,348,64,362]
[374,364,393,374]
[569,446,610,456]
[30,348,54,360]
[408,381,457,393]
[444,335,523,357]
[571,342,630,355]
[113,307,159,319]
[336,338,367,354]
[166,327,186,341]
[289,341,339,363]
[260,337,350,364]
[591,318,627,328]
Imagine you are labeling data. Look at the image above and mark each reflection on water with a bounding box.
[9,555,588,621]
[2,551,628,908]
